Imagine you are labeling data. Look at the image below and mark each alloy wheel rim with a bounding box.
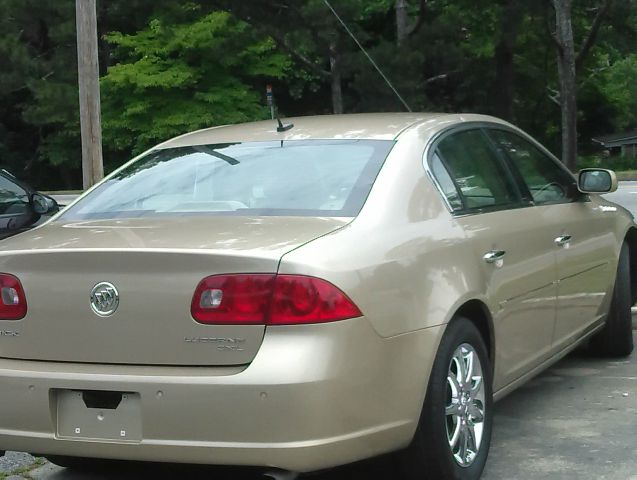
[445,343,486,467]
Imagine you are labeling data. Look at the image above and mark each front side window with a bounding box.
[434,129,520,211]
[61,140,395,220]
[487,129,577,205]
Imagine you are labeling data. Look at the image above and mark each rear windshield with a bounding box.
[61,140,395,220]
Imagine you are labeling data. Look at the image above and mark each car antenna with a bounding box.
[323,0,412,112]
[277,117,294,133]
[267,85,294,133]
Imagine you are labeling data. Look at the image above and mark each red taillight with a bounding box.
[0,274,27,320]
[191,274,361,325]
[269,275,362,325]
[191,274,274,324]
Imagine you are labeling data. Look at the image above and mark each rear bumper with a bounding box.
[0,319,444,472]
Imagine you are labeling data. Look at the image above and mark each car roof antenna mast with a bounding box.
[277,117,294,133]
[267,84,294,133]
[323,0,412,112]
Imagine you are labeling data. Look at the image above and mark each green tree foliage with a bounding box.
[0,0,80,186]
[0,0,635,188]
[599,54,637,130]
[101,7,289,156]
[0,0,36,171]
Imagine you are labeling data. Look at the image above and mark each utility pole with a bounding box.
[266,84,275,119]
[75,0,104,189]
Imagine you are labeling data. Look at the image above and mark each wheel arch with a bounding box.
[453,299,495,369]
[623,227,637,304]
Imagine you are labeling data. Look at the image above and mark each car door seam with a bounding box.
[557,261,608,282]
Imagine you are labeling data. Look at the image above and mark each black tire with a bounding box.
[589,242,634,357]
[400,316,493,480]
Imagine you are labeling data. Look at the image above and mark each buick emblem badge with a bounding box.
[90,282,120,317]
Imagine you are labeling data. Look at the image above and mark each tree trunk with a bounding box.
[396,0,409,45]
[552,0,578,170]
[493,0,523,121]
[329,40,344,114]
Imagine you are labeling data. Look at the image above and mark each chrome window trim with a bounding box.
[424,173,455,212]
[424,152,456,213]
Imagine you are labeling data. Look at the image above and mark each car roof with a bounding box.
[156,113,490,149]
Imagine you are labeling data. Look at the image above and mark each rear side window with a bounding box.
[61,140,395,220]
[434,129,520,211]
[430,153,463,211]
[487,129,577,205]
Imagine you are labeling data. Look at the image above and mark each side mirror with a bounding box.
[31,193,59,215]
[578,168,618,194]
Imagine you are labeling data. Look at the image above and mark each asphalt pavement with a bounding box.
[603,180,637,216]
[2,184,635,479]
[49,195,80,209]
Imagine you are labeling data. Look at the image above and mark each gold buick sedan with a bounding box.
[0,113,634,480]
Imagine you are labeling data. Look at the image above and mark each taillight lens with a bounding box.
[0,274,27,320]
[191,274,274,324]
[191,274,361,325]
[269,275,362,325]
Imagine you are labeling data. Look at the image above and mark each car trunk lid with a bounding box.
[0,216,348,365]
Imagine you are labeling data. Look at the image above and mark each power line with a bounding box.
[323,0,413,112]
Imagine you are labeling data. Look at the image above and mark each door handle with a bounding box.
[483,250,506,264]
[554,235,572,247]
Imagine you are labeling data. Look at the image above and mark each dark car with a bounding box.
[0,169,59,239]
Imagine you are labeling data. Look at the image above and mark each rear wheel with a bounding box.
[400,317,493,480]
[589,242,634,357]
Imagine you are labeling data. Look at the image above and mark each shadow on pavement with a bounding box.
[40,455,397,480]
